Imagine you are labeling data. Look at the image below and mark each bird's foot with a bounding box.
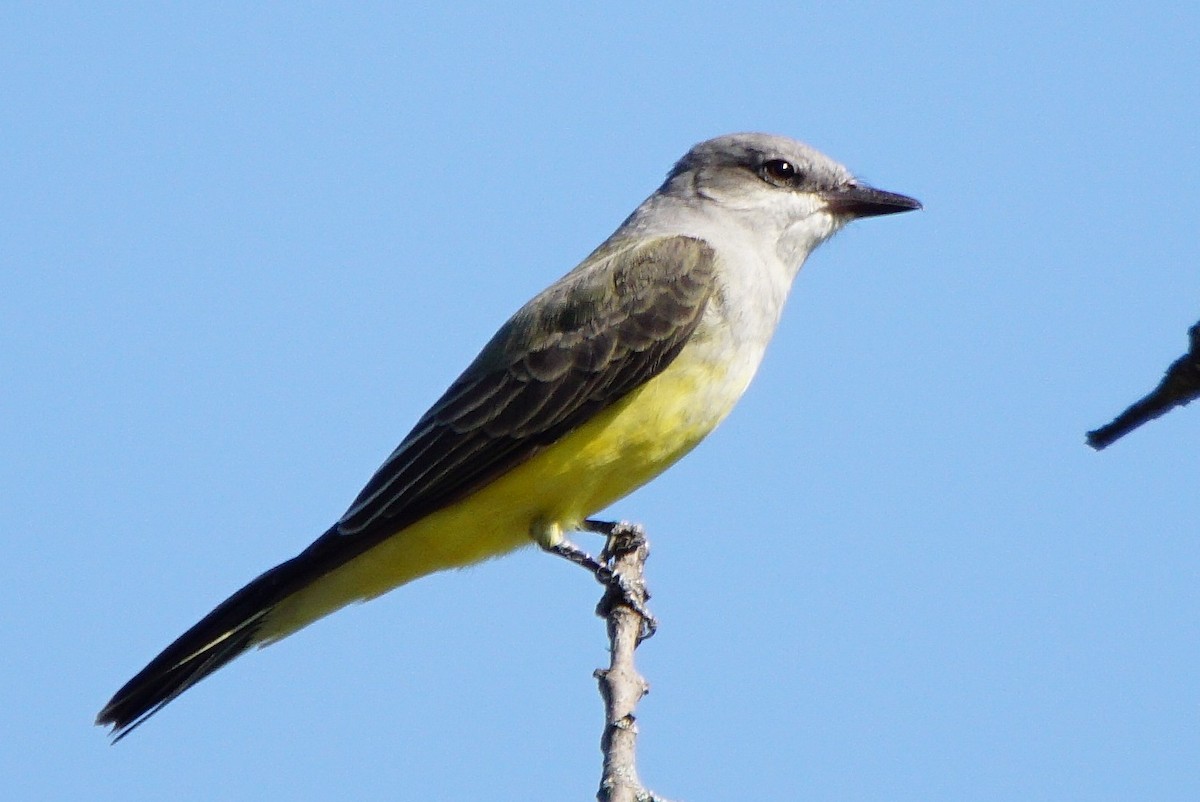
[546,520,657,642]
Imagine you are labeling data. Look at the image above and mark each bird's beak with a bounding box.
[822,183,922,218]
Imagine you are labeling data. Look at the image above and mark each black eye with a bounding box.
[760,159,802,186]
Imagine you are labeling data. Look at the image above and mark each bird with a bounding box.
[97,132,921,739]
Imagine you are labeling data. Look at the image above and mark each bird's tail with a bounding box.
[96,556,301,741]
[98,518,408,740]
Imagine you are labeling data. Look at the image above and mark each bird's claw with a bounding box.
[547,521,657,642]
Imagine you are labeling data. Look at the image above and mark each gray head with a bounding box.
[667,133,919,218]
[658,133,920,262]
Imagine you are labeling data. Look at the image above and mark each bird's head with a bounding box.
[663,132,921,266]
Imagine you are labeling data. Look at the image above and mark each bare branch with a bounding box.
[594,523,672,802]
[1087,319,1200,450]
[545,521,675,801]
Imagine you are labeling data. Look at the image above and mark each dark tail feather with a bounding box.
[98,524,382,740]
[97,562,294,741]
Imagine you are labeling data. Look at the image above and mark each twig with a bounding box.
[546,521,675,801]
[594,522,671,802]
[1087,319,1200,449]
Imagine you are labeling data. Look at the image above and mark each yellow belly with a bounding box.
[260,348,752,642]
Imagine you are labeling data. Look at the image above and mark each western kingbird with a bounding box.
[98,132,920,738]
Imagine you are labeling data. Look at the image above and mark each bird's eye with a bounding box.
[760,159,802,186]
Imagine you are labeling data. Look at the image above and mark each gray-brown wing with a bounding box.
[93,234,718,739]
[335,234,717,538]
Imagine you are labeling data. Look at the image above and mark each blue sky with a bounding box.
[4,3,1198,800]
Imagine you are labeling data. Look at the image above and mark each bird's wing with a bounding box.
[336,233,717,539]
[96,234,717,739]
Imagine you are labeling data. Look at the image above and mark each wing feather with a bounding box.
[97,234,718,738]
[337,234,716,537]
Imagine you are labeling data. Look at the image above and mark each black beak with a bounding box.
[822,183,922,218]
